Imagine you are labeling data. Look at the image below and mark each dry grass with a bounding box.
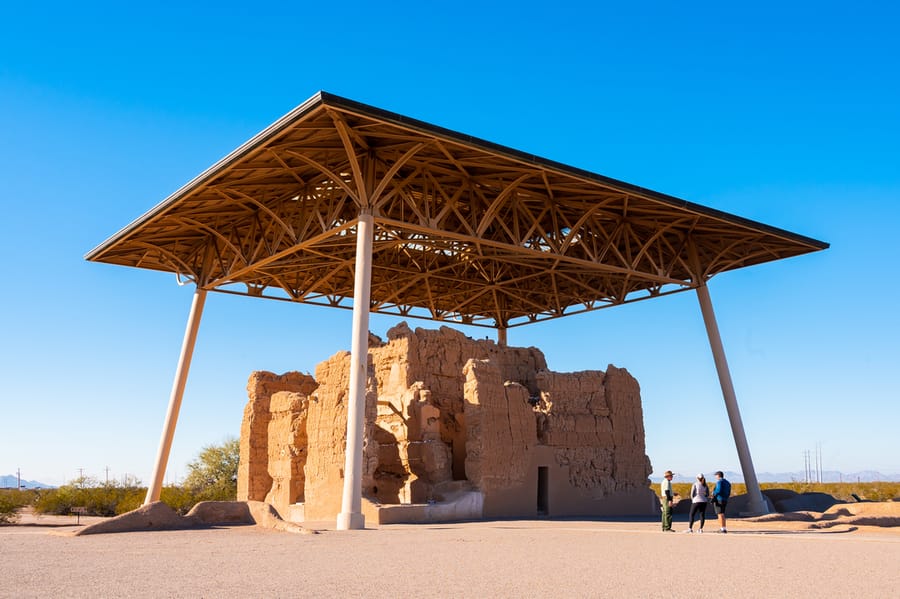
[666,481,900,502]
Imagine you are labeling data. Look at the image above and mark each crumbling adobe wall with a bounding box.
[534,366,651,498]
[462,359,537,491]
[237,371,316,509]
[263,391,308,515]
[461,356,652,517]
[303,350,379,521]
[365,323,546,495]
[237,322,655,521]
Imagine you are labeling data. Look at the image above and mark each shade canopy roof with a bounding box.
[87,92,828,329]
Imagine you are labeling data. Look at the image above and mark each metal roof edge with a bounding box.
[319,92,829,251]
[320,92,830,250]
[86,91,829,261]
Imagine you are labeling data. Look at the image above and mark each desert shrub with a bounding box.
[160,485,199,515]
[33,477,146,517]
[182,437,240,502]
[112,490,143,515]
[34,484,81,515]
[33,483,223,517]
[758,482,900,502]
[659,481,900,504]
[0,489,35,524]
[0,497,18,524]
[26,440,246,519]
[113,485,222,515]
[856,483,900,502]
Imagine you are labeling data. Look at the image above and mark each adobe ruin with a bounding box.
[237,323,657,523]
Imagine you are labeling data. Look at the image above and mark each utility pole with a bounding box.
[818,442,823,483]
[16,467,21,490]
[105,466,110,485]
[812,443,819,483]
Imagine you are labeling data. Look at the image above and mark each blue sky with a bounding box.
[2,2,898,486]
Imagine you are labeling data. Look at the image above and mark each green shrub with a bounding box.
[34,484,79,515]
[160,485,199,515]
[33,477,144,517]
[183,438,239,502]
[0,489,34,524]
[28,440,241,518]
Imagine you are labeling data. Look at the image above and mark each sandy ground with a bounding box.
[2,512,899,598]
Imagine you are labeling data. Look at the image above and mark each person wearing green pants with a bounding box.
[661,470,675,531]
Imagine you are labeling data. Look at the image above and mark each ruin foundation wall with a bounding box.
[237,323,656,522]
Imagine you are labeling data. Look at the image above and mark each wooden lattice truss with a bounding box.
[87,92,828,329]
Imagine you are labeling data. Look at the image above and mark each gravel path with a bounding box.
[2,518,899,598]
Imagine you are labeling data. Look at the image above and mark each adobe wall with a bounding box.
[263,391,308,513]
[236,323,656,522]
[467,361,654,517]
[303,349,379,521]
[236,371,316,517]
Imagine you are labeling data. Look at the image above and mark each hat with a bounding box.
[714,471,724,477]
[664,470,673,477]
[697,473,704,479]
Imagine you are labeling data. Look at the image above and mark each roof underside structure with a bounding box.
[87,92,828,329]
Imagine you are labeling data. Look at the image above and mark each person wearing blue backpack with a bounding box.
[712,470,732,533]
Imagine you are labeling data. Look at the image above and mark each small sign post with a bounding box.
[71,506,87,525]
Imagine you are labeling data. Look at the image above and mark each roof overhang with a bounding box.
[86,91,828,328]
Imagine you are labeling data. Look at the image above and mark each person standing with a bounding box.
[685,473,709,533]
[660,470,675,531]
[712,470,732,533]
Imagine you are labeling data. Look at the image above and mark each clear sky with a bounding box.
[2,1,898,486]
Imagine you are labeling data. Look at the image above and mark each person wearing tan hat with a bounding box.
[660,470,675,531]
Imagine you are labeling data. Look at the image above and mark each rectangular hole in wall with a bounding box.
[537,466,549,516]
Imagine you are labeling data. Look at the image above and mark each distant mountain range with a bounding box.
[654,470,900,484]
[0,474,55,489]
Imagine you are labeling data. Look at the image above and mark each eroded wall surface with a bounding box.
[236,323,655,521]
[237,371,316,513]
[303,350,379,521]
[263,391,308,514]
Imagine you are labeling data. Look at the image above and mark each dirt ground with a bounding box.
[2,510,899,598]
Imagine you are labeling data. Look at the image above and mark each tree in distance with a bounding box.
[182,437,240,502]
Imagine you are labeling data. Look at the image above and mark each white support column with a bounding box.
[144,287,208,505]
[337,212,374,530]
[696,283,768,515]
[697,283,769,514]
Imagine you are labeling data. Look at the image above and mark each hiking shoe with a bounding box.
[683,529,693,534]
[698,529,703,534]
